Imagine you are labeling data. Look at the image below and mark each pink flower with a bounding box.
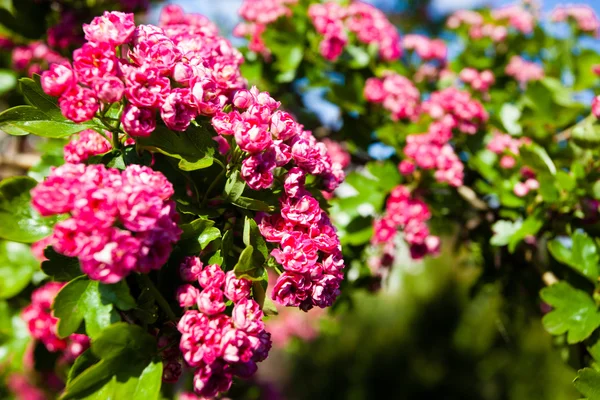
[93,76,125,103]
[73,42,118,85]
[271,272,311,307]
[241,151,276,190]
[59,85,99,123]
[177,284,201,307]
[161,88,197,131]
[513,182,530,197]
[180,256,204,282]
[124,65,171,108]
[41,63,75,97]
[80,228,140,283]
[83,11,136,45]
[593,96,600,118]
[198,264,226,289]
[281,194,322,227]
[121,104,156,137]
[64,129,111,164]
[269,110,298,141]
[224,271,252,303]
[197,286,227,315]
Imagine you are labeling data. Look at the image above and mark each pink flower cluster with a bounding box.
[402,34,447,62]
[505,56,544,86]
[31,164,181,283]
[41,7,245,134]
[157,331,183,383]
[459,68,495,92]
[213,86,344,192]
[47,11,83,50]
[234,0,298,53]
[399,87,487,187]
[372,185,440,260]
[21,282,89,362]
[514,178,540,197]
[258,179,345,311]
[421,87,488,135]
[63,129,112,163]
[307,1,401,61]
[176,258,271,398]
[491,4,537,35]
[592,95,600,118]
[364,73,420,121]
[12,42,67,77]
[551,4,600,36]
[447,10,507,42]
[486,132,530,169]
[7,374,47,400]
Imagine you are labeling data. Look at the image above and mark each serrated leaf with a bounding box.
[98,281,136,311]
[548,232,599,283]
[541,282,600,344]
[490,220,522,247]
[62,323,161,400]
[136,124,216,171]
[41,247,83,281]
[20,77,63,118]
[0,241,37,299]
[0,176,63,243]
[574,368,600,399]
[499,103,522,135]
[507,212,543,253]
[53,277,120,339]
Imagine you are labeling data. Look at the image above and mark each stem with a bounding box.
[112,130,122,150]
[202,168,226,207]
[138,274,178,322]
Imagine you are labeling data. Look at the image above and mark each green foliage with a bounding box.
[540,282,600,344]
[62,323,162,400]
[0,176,63,243]
[548,232,599,283]
[53,277,125,339]
[0,241,37,299]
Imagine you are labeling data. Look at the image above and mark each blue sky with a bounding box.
[151,0,600,28]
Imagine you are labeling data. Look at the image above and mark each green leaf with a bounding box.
[345,45,370,69]
[574,368,600,399]
[499,103,522,135]
[136,124,216,171]
[490,220,522,247]
[0,176,63,243]
[98,281,136,311]
[541,282,600,344]
[63,323,161,400]
[224,170,245,201]
[0,241,37,299]
[231,196,275,212]
[507,212,544,253]
[519,144,556,175]
[53,277,119,339]
[41,247,83,281]
[234,245,266,281]
[572,118,600,149]
[0,106,93,136]
[548,232,599,283]
[574,49,600,91]
[243,216,268,261]
[0,69,17,96]
[179,217,215,240]
[198,226,221,250]
[20,77,63,118]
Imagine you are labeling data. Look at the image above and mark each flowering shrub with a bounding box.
[236,0,600,396]
[0,5,344,399]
